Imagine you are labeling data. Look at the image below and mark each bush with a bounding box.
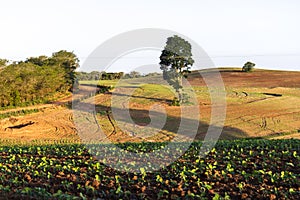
[242,61,255,72]
[171,97,180,106]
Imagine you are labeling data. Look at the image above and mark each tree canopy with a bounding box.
[242,61,255,72]
[159,35,194,104]
[0,59,8,68]
[0,51,79,108]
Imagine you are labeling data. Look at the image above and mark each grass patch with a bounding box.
[80,80,118,87]
[0,108,40,119]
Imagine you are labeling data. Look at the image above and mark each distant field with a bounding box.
[80,69,300,142]
[188,68,300,88]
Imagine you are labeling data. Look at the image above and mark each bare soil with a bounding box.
[188,69,300,88]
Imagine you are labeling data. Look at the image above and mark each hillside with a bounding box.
[188,68,300,88]
[0,68,299,143]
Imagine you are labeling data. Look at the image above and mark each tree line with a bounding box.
[76,71,124,80]
[0,50,79,108]
[76,71,161,81]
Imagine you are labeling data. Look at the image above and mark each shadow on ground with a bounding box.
[73,100,248,141]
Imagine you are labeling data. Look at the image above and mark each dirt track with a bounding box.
[0,85,99,142]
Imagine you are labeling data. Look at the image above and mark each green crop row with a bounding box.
[0,139,299,199]
[0,108,40,119]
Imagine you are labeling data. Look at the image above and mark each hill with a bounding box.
[1,68,299,143]
[188,68,300,88]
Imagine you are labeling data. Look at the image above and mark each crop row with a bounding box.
[0,108,40,119]
[0,139,299,199]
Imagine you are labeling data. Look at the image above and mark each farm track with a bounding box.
[246,97,274,104]
[116,87,175,142]
[0,85,100,142]
[105,111,116,137]
[232,116,277,134]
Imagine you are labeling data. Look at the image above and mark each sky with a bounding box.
[0,0,299,72]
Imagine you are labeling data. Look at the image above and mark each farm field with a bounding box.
[80,69,300,142]
[0,69,299,143]
[0,68,300,199]
[0,139,299,199]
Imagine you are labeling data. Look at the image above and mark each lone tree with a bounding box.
[242,61,255,72]
[159,35,194,104]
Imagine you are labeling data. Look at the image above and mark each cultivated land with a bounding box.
[0,139,299,199]
[0,69,299,143]
[0,68,299,199]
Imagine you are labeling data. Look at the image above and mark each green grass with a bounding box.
[0,108,40,119]
[80,80,118,87]
[130,84,175,104]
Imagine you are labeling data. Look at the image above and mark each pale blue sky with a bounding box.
[1,0,299,71]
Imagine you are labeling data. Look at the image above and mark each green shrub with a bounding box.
[242,61,255,72]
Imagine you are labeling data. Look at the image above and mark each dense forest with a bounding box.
[0,51,79,108]
[0,51,163,108]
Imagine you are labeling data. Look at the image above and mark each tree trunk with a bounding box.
[177,75,183,104]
